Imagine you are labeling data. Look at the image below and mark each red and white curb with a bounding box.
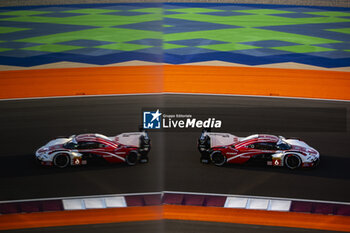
[0,191,349,216]
[224,196,291,211]
[62,196,127,210]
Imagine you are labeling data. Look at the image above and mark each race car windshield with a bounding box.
[241,134,258,141]
[63,141,78,149]
[276,142,291,150]
[95,133,111,141]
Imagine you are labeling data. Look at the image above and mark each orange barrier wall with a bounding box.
[0,65,349,100]
[0,206,349,232]
[0,206,162,230]
[163,205,350,233]
[164,65,350,100]
[0,66,163,99]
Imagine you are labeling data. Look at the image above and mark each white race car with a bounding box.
[35,130,150,168]
[198,130,319,169]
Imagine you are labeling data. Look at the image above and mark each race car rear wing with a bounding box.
[137,125,150,152]
[198,129,211,151]
[198,129,212,163]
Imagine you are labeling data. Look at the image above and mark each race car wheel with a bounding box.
[284,154,302,170]
[126,151,138,166]
[210,151,226,166]
[200,156,210,164]
[139,155,149,164]
[53,153,70,168]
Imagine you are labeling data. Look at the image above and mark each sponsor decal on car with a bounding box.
[272,158,282,166]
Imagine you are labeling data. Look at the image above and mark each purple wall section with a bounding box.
[0,200,63,214]
[125,194,162,207]
[204,195,227,207]
[124,195,145,207]
[162,193,184,205]
[0,193,349,217]
[144,194,162,206]
[290,201,350,216]
[162,193,226,207]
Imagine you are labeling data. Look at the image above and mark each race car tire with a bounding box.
[200,156,210,164]
[126,151,138,166]
[139,155,149,164]
[313,158,320,168]
[284,154,302,170]
[53,153,70,168]
[210,151,226,166]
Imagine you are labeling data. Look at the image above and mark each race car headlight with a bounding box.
[37,147,49,154]
[71,152,81,157]
[37,153,48,160]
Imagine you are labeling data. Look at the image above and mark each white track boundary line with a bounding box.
[163,92,350,103]
[0,93,162,102]
[0,92,349,103]
[163,190,350,205]
[0,191,162,204]
[1,191,349,206]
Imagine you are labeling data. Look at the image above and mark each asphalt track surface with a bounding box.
[0,94,349,202]
[0,220,343,233]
